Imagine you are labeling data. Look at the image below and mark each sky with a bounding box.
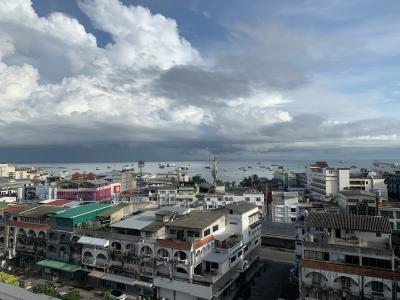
[0,0,400,162]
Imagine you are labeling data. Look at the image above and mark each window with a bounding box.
[290,208,296,212]
[230,255,237,263]
[212,225,219,232]
[256,197,261,202]
[304,250,329,261]
[203,229,211,237]
[396,212,400,219]
[237,250,242,257]
[211,262,218,269]
[170,229,176,234]
[245,197,250,201]
[229,222,238,225]
[381,211,394,218]
[372,281,384,293]
[188,231,200,238]
[376,232,382,237]
[345,255,360,265]
[362,257,392,269]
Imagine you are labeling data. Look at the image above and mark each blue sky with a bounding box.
[0,0,399,162]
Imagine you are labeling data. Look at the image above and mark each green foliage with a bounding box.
[33,281,59,297]
[61,291,80,300]
[0,272,19,286]
[191,175,207,185]
[239,174,268,188]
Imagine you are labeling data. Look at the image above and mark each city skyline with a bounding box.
[1,0,400,162]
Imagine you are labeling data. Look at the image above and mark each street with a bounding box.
[247,247,298,300]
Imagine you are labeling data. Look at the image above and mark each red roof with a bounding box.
[8,220,49,231]
[3,205,29,215]
[45,199,73,206]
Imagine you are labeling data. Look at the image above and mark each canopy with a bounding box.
[37,259,81,272]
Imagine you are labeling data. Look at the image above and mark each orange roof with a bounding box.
[8,220,49,231]
[303,259,400,280]
[156,235,214,251]
[3,205,29,215]
[45,199,73,206]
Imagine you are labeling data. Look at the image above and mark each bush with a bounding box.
[61,291,80,300]
[33,281,59,297]
[0,272,19,286]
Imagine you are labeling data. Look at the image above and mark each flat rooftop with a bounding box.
[167,210,225,230]
[19,205,64,218]
[223,201,258,215]
[110,211,156,230]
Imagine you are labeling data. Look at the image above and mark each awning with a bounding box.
[134,280,153,288]
[37,259,81,273]
[88,270,105,279]
[101,273,135,286]
[78,236,109,247]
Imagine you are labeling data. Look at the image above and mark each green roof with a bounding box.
[37,259,81,272]
[0,202,11,210]
[53,203,112,219]
[98,203,130,217]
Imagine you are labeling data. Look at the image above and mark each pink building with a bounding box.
[57,180,120,202]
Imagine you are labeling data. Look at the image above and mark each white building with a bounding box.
[298,213,398,300]
[336,190,379,216]
[271,191,301,223]
[154,202,262,300]
[0,164,15,178]
[121,171,137,193]
[379,202,400,230]
[156,187,178,206]
[306,162,388,201]
[274,167,296,188]
[373,160,400,175]
[202,193,265,213]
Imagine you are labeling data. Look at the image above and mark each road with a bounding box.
[247,247,298,300]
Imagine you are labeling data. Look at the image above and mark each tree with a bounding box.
[61,291,80,300]
[33,281,59,297]
[191,175,207,185]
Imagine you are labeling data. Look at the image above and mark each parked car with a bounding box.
[109,289,127,300]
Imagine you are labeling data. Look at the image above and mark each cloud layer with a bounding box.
[0,0,399,161]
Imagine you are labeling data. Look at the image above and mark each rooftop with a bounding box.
[98,203,130,217]
[306,213,391,233]
[339,190,377,197]
[222,201,258,215]
[18,205,63,219]
[52,203,112,219]
[110,211,156,230]
[167,210,225,229]
[42,199,75,206]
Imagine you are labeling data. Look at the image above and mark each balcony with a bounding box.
[192,270,220,284]
[82,257,94,265]
[174,258,188,265]
[96,259,108,268]
[215,234,242,254]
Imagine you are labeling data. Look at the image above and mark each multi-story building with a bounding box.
[56,179,121,202]
[384,174,400,201]
[373,161,400,175]
[202,193,265,213]
[336,190,379,216]
[306,162,388,201]
[156,187,178,206]
[298,213,399,300]
[154,202,262,300]
[271,191,301,223]
[296,173,307,188]
[0,164,15,178]
[274,166,297,188]
[121,171,137,194]
[379,202,400,231]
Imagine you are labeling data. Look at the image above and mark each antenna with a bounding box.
[212,154,218,187]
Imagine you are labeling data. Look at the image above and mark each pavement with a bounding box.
[246,247,298,300]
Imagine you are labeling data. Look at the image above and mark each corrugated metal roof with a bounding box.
[110,211,155,230]
[37,259,81,272]
[167,210,225,229]
[305,213,391,233]
[78,236,109,247]
[53,203,112,219]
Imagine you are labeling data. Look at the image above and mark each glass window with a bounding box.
[381,211,394,218]
[203,229,211,237]
[212,225,219,232]
[372,281,384,293]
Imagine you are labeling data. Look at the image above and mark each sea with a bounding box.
[18,159,396,183]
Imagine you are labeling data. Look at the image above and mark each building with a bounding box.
[274,166,296,188]
[379,202,400,231]
[56,179,121,202]
[156,187,178,206]
[0,163,15,178]
[373,161,400,175]
[306,162,388,201]
[271,191,301,223]
[336,190,379,216]
[121,171,137,194]
[298,213,399,299]
[202,192,265,213]
[384,174,400,201]
[296,173,307,188]
[154,202,262,300]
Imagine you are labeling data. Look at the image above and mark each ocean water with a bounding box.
[19,159,388,183]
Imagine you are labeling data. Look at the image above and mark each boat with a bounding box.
[205,166,211,169]
[167,163,176,167]
[350,165,359,169]
[107,166,111,169]
[248,166,252,168]
[96,167,100,170]
[338,160,347,163]
[159,165,165,169]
